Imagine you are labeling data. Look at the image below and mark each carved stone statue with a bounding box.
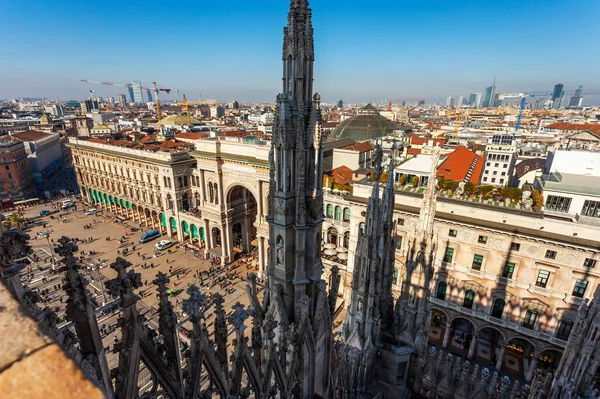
[276,235,284,265]
[456,181,466,195]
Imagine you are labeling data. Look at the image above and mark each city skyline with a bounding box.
[1,0,599,104]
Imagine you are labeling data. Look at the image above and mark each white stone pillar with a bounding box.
[495,345,506,370]
[525,353,538,382]
[468,334,478,360]
[442,322,452,348]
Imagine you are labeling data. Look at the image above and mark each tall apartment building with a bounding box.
[445,96,454,108]
[132,81,144,103]
[118,94,127,108]
[468,92,481,107]
[552,83,564,110]
[482,81,496,108]
[480,133,520,186]
[0,138,35,199]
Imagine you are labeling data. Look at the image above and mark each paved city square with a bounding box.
[17,199,258,370]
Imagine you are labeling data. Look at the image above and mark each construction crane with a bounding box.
[175,94,192,125]
[152,82,171,120]
[500,88,600,131]
[81,79,153,90]
[448,112,461,144]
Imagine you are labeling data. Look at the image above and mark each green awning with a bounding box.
[191,224,199,238]
[182,221,190,234]
[160,213,167,228]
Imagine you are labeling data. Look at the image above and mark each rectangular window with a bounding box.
[396,236,403,251]
[478,235,488,244]
[501,172,506,176]
[523,309,538,329]
[500,179,504,184]
[581,200,600,218]
[502,262,515,279]
[557,320,574,340]
[510,242,521,251]
[545,250,557,259]
[545,195,572,213]
[443,248,454,263]
[503,164,508,168]
[491,178,496,183]
[448,229,457,237]
[536,270,550,288]
[584,258,597,269]
[472,254,484,271]
[397,218,404,226]
[483,177,488,182]
[495,163,499,167]
[7,173,12,179]
[573,279,588,298]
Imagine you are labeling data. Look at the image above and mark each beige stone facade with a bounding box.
[324,182,600,382]
[68,137,271,271]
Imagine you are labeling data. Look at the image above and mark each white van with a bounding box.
[62,199,74,209]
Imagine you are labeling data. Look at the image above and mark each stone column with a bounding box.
[468,334,478,360]
[258,236,265,276]
[525,353,538,382]
[223,220,233,263]
[242,217,250,253]
[442,322,452,348]
[495,345,506,370]
[204,219,211,249]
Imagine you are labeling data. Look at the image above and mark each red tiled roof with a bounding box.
[326,165,353,185]
[220,130,246,138]
[175,132,207,140]
[546,123,600,134]
[436,146,483,184]
[12,130,50,141]
[341,141,374,152]
[140,135,157,143]
[409,136,446,146]
[159,139,183,148]
[87,138,105,144]
[515,158,545,179]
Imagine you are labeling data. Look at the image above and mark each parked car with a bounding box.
[61,199,74,209]
[155,239,174,251]
[84,208,98,215]
[39,209,50,216]
[140,229,161,243]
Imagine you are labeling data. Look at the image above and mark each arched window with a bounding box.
[393,267,399,285]
[359,222,365,235]
[214,184,219,204]
[436,281,447,300]
[343,231,350,249]
[183,176,189,186]
[463,290,475,309]
[335,206,342,221]
[491,298,505,319]
[178,176,183,188]
[557,318,574,340]
[326,204,333,219]
[343,207,351,222]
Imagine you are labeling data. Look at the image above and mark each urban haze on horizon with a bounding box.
[1,0,599,104]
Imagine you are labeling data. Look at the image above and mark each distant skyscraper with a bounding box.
[337,99,344,108]
[418,100,426,106]
[118,94,127,107]
[468,93,482,108]
[146,90,153,102]
[457,96,464,107]
[127,86,135,103]
[551,83,564,109]
[132,81,144,103]
[445,96,454,107]
[482,79,496,108]
[567,85,583,109]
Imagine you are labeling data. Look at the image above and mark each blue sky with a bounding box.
[1,0,599,104]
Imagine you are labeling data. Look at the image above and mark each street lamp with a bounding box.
[38,230,57,267]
